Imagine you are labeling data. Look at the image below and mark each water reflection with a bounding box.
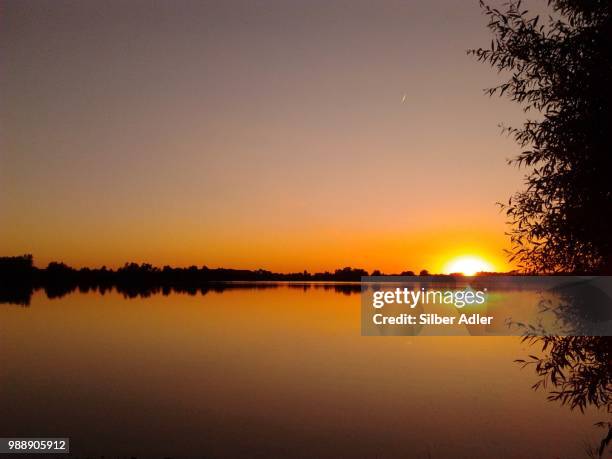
[0,286,606,458]
[0,282,362,306]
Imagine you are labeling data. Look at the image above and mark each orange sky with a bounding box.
[0,0,530,273]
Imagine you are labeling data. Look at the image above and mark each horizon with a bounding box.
[3,253,516,276]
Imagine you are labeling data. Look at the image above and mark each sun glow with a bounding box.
[443,256,493,276]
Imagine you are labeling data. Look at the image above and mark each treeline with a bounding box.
[0,254,440,306]
[0,254,448,282]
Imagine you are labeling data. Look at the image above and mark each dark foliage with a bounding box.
[516,335,611,455]
[470,0,612,274]
[515,336,610,412]
[471,1,612,454]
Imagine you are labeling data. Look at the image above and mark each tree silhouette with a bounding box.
[472,1,611,454]
[470,0,612,274]
[515,335,611,455]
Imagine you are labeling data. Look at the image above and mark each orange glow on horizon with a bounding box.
[6,226,513,274]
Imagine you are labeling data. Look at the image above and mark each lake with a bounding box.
[0,284,604,458]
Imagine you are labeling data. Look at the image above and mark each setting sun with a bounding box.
[443,256,493,275]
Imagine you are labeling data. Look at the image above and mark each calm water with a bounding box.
[0,284,604,458]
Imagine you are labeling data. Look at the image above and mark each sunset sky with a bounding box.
[0,0,536,273]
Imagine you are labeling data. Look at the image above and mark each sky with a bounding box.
[0,0,540,273]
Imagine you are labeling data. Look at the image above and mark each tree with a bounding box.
[516,335,611,456]
[471,1,612,454]
[470,0,612,274]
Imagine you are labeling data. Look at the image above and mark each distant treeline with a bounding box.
[0,254,506,306]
